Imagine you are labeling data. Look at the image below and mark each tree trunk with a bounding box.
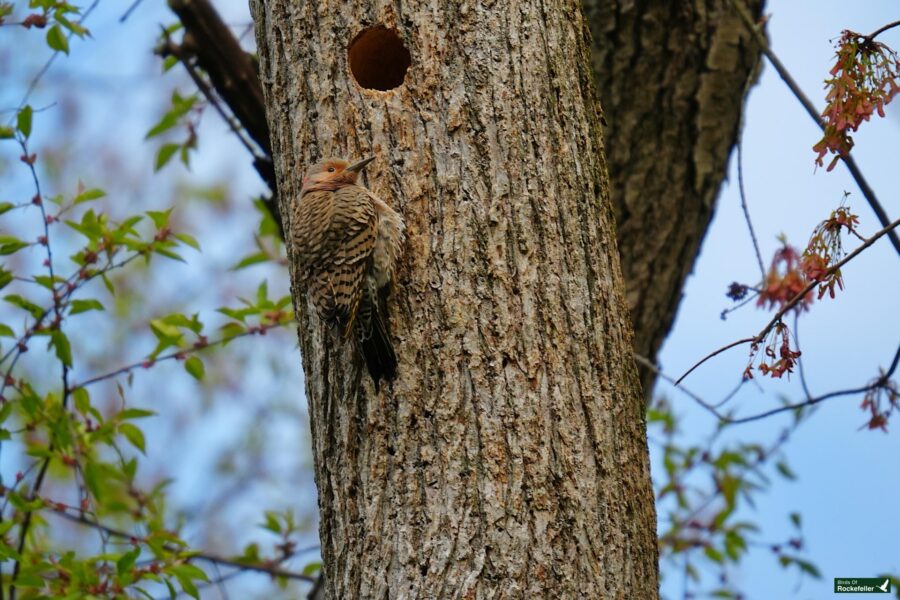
[251,0,658,598]
[584,0,763,392]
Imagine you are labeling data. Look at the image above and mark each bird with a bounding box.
[291,156,405,387]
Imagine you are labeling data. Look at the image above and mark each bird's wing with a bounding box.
[293,186,376,330]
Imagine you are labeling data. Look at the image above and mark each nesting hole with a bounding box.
[348,26,411,91]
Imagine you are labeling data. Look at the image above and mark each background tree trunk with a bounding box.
[251,0,658,597]
[583,0,763,392]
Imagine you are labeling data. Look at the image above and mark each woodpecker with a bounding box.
[292,156,405,386]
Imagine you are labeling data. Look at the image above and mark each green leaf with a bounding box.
[302,561,322,576]
[0,235,29,255]
[145,92,196,139]
[0,126,14,139]
[794,557,821,578]
[119,422,146,453]
[117,547,140,576]
[256,280,269,305]
[56,14,89,37]
[0,268,11,292]
[776,461,796,481]
[69,298,104,315]
[73,387,90,414]
[172,564,208,581]
[161,312,202,333]
[162,55,179,72]
[120,408,156,420]
[150,318,182,341]
[218,322,245,340]
[17,105,32,138]
[145,115,179,140]
[32,275,59,290]
[179,143,192,167]
[171,564,207,599]
[84,460,103,501]
[704,546,724,564]
[261,511,281,534]
[0,324,13,337]
[155,143,180,171]
[184,356,204,381]
[5,294,44,319]
[50,330,72,366]
[101,272,115,295]
[46,24,69,54]
[231,252,269,270]
[173,232,200,250]
[147,209,172,230]
[73,187,105,204]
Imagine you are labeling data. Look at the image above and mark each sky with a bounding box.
[0,1,898,599]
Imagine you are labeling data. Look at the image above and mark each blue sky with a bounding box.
[1,1,897,598]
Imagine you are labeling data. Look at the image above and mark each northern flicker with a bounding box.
[292,156,405,386]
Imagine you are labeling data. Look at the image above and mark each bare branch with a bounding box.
[673,338,755,386]
[737,133,766,281]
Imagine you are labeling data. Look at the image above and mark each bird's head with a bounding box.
[300,156,374,195]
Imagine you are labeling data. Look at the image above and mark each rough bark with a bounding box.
[583,0,763,392]
[251,0,658,598]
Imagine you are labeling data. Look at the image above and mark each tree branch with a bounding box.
[726,343,900,424]
[866,20,900,42]
[752,217,900,345]
[164,0,283,240]
[676,217,899,386]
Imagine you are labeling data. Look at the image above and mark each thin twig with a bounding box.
[737,139,766,280]
[674,338,755,386]
[70,322,288,391]
[727,0,900,256]
[634,354,727,421]
[119,0,144,22]
[792,313,814,401]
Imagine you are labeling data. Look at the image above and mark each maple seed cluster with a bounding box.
[813,30,900,171]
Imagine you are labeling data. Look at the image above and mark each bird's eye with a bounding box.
[327,167,336,173]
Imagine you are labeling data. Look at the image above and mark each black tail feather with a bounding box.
[359,310,397,389]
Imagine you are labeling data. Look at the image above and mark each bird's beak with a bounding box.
[346,156,375,173]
